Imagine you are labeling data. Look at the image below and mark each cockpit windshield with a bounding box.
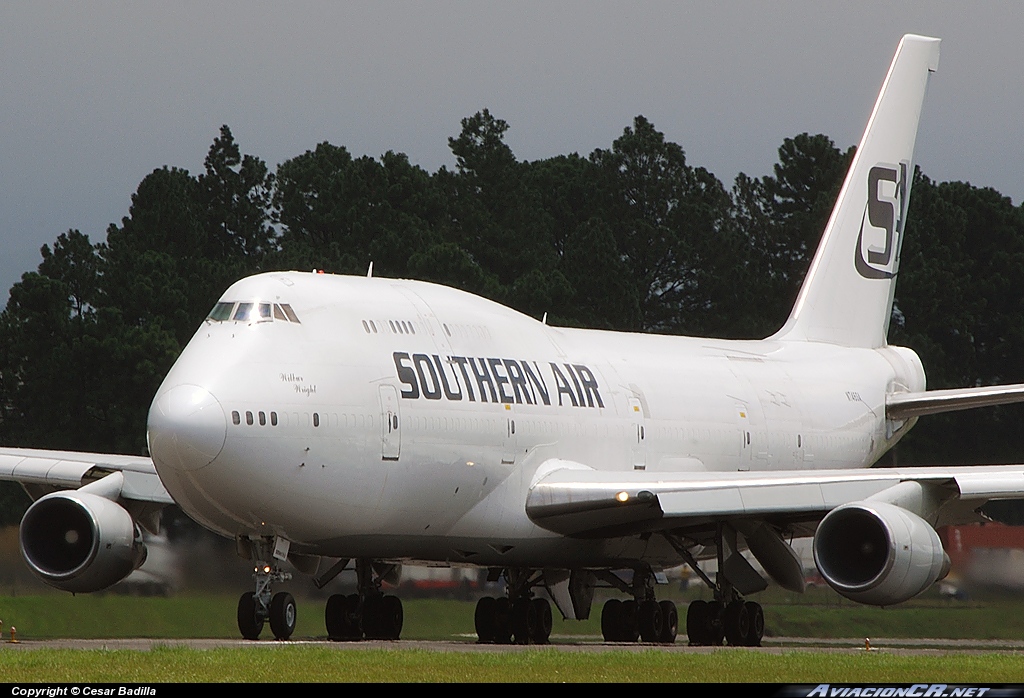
[206,301,301,324]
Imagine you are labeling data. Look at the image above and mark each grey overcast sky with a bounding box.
[1,2,1022,297]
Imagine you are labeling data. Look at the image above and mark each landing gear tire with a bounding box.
[686,599,707,645]
[531,597,553,644]
[638,599,663,643]
[237,591,264,640]
[475,596,497,643]
[326,594,348,640]
[362,596,383,639]
[379,595,403,640]
[492,597,513,644]
[744,601,764,647]
[658,600,678,644]
[619,599,639,642]
[511,598,538,645]
[601,599,622,642]
[724,600,750,647]
[269,591,297,640]
[687,599,725,646]
[706,600,725,645]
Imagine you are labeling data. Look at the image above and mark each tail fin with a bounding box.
[775,34,940,348]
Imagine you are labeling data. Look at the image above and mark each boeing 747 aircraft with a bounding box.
[5,34,1024,647]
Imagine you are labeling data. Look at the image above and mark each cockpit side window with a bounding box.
[281,304,300,323]
[209,302,235,321]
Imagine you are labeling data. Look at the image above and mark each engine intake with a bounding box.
[20,490,147,593]
[813,500,949,606]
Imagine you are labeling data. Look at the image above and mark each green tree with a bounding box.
[443,110,556,305]
[891,174,1024,466]
[731,134,854,331]
[589,116,732,334]
[198,125,276,263]
[273,145,440,277]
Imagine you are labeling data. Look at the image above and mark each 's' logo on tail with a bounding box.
[855,162,909,280]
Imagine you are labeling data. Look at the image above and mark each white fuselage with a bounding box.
[148,271,925,569]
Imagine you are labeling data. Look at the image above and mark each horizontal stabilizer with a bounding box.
[886,383,1024,420]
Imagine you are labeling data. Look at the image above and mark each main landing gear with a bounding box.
[598,567,679,644]
[474,568,553,644]
[667,527,765,647]
[325,559,404,641]
[685,597,764,647]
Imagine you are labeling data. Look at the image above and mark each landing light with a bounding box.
[616,491,629,503]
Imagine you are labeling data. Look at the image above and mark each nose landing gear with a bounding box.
[236,553,296,641]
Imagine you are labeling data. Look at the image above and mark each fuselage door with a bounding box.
[379,384,401,461]
[501,405,517,465]
[628,397,646,470]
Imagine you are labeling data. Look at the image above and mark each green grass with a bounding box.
[2,646,1024,682]
[2,594,1024,682]
[2,592,1024,641]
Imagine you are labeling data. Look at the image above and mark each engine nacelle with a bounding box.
[812,500,950,606]
[20,490,147,593]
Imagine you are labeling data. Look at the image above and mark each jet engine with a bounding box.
[19,490,147,593]
[812,500,949,606]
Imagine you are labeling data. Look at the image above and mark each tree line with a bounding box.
[1,112,1023,521]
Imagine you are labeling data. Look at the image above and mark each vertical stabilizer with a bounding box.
[775,35,940,348]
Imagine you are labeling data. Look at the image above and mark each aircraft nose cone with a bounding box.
[148,384,227,471]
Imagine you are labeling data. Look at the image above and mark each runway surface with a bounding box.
[5,636,1024,654]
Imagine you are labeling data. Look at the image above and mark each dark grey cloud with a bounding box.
[1,2,1020,296]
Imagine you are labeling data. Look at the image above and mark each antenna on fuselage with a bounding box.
[367,261,374,278]
[542,312,548,325]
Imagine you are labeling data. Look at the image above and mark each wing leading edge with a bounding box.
[0,447,172,504]
[526,459,1024,537]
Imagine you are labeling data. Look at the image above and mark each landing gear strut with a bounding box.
[669,527,765,647]
[236,539,297,641]
[474,568,553,644]
[325,559,404,641]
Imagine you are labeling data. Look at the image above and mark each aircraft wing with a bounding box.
[0,447,173,504]
[526,459,1024,537]
[887,383,1024,419]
